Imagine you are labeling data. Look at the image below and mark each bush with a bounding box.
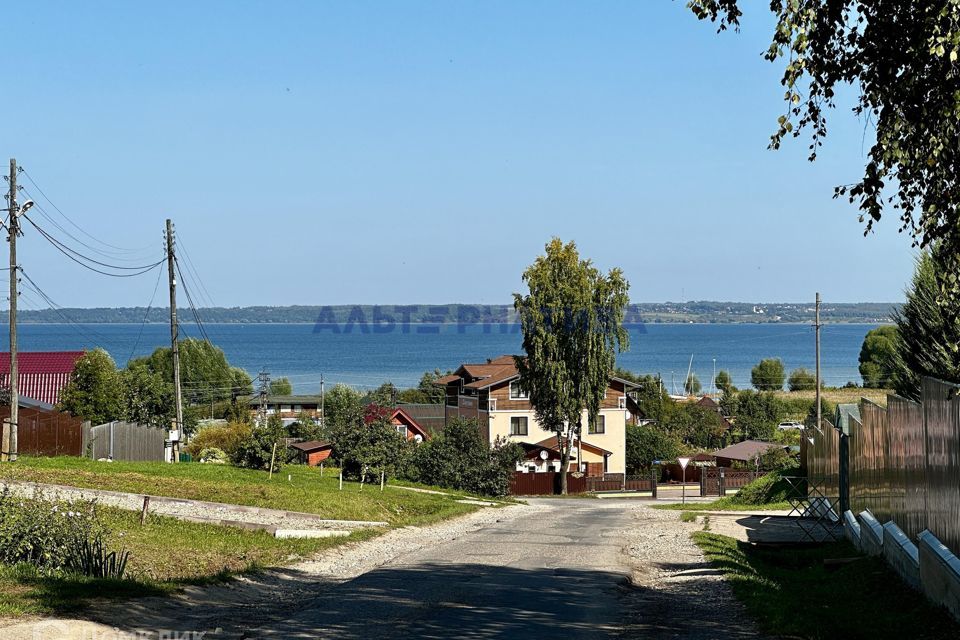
[231,416,286,472]
[728,467,799,506]
[626,423,682,473]
[787,368,817,391]
[0,491,128,579]
[198,447,228,464]
[328,408,410,482]
[757,447,799,472]
[186,421,252,458]
[405,418,523,497]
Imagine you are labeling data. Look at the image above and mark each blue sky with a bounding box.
[5,1,915,308]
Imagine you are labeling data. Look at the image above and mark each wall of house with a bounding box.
[488,407,627,475]
[305,449,332,466]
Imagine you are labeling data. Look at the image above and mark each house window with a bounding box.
[510,416,528,436]
[509,381,529,400]
[396,425,408,438]
[589,415,606,434]
[618,396,627,409]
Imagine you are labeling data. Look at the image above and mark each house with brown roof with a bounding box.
[436,355,636,476]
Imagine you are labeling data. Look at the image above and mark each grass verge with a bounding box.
[693,532,960,639]
[0,457,488,617]
[0,506,383,617]
[653,498,791,512]
[0,457,478,528]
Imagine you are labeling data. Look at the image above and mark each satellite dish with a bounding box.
[414,434,423,443]
[539,450,549,460]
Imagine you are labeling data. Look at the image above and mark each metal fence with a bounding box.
[1,407,87,457]
[805,377,960,555]
[509,472,586,495]
[87,421,166,462]
[700,468,761,497]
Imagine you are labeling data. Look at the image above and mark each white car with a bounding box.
[777,421,805,430]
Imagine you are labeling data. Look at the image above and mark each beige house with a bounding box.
[436,355,635,476]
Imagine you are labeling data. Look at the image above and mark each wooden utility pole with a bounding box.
[166,219,183,461]
[320,373,324,427]
[4,159,17,462]
[815,292,822,432]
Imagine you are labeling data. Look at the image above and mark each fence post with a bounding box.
[700,471,707,497]
[839,431,850,514]
[651,468,658,499]
[719,468,726,497]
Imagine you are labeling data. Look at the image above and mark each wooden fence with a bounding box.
[87,421,166,462]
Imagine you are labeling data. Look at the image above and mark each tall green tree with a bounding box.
[513,238,630,494]
[787,368,817,392]
[689,1,960,300]
[858,325,899,389]
[130,339,235,404]
[57,349,123,425]
[625,423,682,474]
[714,369,735,394]
[890,250,960,400]
[751,358,785,391]
[119,364,174,429]
[269,377,292,396]
[323,383,364,428]
[684,373,702,395]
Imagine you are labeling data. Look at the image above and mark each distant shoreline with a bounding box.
[0,302,897,325]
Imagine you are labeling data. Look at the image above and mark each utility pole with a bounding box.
[319,373,324,427]
[815,292,822,433]
[166,219,183,462]
[257,369,270,426]
[5,159,17,462]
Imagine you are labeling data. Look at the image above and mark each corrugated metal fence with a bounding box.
[1,407,87,457]
[87,421,166,462]
[806,377,960,555]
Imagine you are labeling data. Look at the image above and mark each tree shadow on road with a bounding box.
[79,559,765,639]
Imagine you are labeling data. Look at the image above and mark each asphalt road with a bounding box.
[240,498,635,638]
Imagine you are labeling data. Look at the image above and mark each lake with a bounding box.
[1,322,879,393]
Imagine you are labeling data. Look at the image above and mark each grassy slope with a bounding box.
[694,532,959,639]
[0,457,477,527]
[774,387,890,407]
[0,458,481,617]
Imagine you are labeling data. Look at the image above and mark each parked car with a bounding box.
[777,421,805,431]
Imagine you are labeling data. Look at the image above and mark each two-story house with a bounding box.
[436,355,636,476]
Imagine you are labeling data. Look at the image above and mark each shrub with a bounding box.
[757,447,799,472]
[198,447,228,464]
[0,491,128,579]
[728,467,800,506]
[231,420,286,472]
[406,418,523,497]
[186,421,252,457]
[787,368,817,391]
[328,410,410,482]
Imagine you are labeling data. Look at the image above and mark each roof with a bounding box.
[712,440,784,462]
[288,440,332,452]
[246,395,322,406]
[445,354,633,391]
[397,403,446,436]
[536,436,612,457]
[835,403,862,436]
[390,407,430,440]
[696,396,721,409]
[0,351,85,406]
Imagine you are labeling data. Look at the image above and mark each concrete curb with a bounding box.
[919,530,960,619]
[882,521,919,590]
[858,510,884,556]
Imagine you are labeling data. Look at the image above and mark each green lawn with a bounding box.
[0,457,485,617]
[0,457,480,527]
[693,532,960,639]
[653,497,792,512]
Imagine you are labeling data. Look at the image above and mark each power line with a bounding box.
[128,264,165,364]
[22,214,165,275]
[18,167,157,255]
[174,257,211,344]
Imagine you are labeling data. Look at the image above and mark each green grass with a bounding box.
[0,506,382,617]
[0,457,487,617]
[1,457,479,527]
[653,497,792,512]
[693,532,960,639]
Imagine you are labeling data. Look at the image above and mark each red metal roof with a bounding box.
[0,351,84,406]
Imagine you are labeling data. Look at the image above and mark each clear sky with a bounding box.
[5,1,916,309]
